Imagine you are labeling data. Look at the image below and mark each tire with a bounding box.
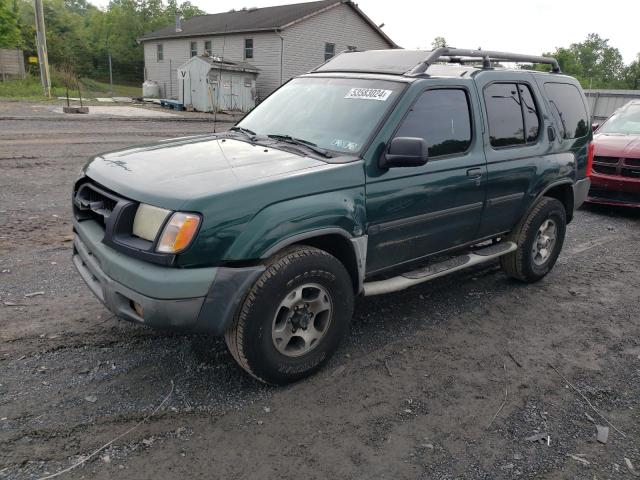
[224,246,354,385]
[501,197,567,283]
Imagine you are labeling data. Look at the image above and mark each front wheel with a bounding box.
[501,197,567,282]
[224,246,354,385]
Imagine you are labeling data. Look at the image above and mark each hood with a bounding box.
[83,135,330,209]
[593,133,640,158]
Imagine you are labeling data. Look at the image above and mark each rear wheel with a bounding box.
[501,197,567,282]
[225,246,354,385]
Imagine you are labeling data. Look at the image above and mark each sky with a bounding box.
[93,0,639,64]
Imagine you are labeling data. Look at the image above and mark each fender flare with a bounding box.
[525,179,575,222]
[260,228,368,294]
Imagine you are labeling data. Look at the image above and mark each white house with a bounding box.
[138,0,396,100]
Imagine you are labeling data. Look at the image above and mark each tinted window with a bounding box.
[395,89,472,157]
[544,82,589,139]
[519,85,540,142]
[485,83,525,147]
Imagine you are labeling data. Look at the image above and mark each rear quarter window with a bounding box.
[543,82,589,139]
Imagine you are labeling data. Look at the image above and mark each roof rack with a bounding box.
[407,47,561,75]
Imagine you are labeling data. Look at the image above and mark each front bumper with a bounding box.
[73,219,264,334]
[587,172,640,207]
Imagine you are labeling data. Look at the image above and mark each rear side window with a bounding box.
[544,82,589,139]
[395,88,472,158]
[484,83,540,148]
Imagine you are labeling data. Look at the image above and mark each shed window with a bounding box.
[204,40,212,55]
[156,44,163,61]
[190,41,197,57]
[324,43,335,61]
[244,39,253,59]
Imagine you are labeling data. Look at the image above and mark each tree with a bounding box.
[0,0,22,48]
[623,53,640,90]
[536,33,625,89]
[431,36,448,49]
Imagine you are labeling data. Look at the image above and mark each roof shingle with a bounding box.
[140,0,339,41]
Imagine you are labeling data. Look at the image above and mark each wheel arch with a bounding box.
[261,229,366,294]
[541,181,574,223]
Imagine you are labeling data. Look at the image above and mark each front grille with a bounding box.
[622,168,640,178]
[74,181,124,227]
[592,164,617,175]
[593,156,619,164]
[592,156,640,178]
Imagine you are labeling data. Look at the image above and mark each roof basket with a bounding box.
[407,47,561,75]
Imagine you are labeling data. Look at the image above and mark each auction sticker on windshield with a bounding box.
[345,88,393,101]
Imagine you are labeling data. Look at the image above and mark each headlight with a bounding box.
[156,212,201,253]
[133,204,171,241]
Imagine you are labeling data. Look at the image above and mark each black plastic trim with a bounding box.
[368,202,484,235]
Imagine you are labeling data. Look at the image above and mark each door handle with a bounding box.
[466,168,482,178]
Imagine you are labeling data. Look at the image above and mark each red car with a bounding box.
[588,100,640,207]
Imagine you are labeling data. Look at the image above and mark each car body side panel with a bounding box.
[362,78,488,274]
[224,186,366,261]
[177,160,366,265]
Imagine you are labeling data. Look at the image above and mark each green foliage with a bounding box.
[431,36,448,49]
[0,0,22,47]
[13,0,204,84]
[623,54,640,90]
[529,33,636,89]
[0,71,143,99]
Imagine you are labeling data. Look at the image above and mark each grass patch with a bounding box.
[0,74,141,100]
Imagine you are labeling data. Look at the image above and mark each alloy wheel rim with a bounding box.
[532,218,557,266]
[271,283,333,357]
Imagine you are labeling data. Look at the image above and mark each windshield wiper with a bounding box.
[230,126,257,138]
[266,134,332,158]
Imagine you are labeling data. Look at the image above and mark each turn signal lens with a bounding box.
[156,212,201,253]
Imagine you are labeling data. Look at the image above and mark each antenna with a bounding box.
[213,24,227,133]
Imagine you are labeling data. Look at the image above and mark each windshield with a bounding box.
[599,104,640,135]
[236,77,405,154]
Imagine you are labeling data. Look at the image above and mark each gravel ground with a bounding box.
[1,105,639,480]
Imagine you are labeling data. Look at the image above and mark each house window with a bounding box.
[190,41,198,57]
[204,40,211,55]
[324,43,335,61]
[156,44,163,61]
[244,38,253,59]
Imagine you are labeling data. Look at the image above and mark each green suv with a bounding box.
[72,48,592,384]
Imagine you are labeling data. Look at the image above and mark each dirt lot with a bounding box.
[1,103,639,480]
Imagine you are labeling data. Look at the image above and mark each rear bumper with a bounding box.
[73,219,264,335]
[587,172,640,207]
[572,177,591,209]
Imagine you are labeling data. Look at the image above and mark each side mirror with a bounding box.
[380,137,429,169]
[592,123,600,133]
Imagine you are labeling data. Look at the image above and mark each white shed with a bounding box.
[177,56,259,113]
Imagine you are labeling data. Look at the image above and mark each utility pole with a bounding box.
[108,53,113,97]
[33,0,51,98]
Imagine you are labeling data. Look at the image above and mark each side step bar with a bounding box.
[363,241,517,296]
